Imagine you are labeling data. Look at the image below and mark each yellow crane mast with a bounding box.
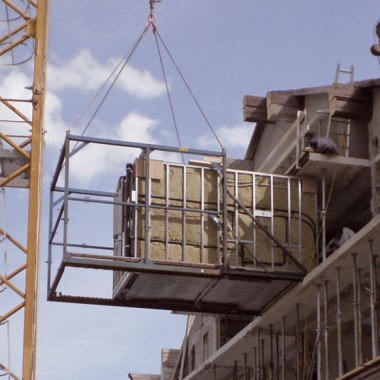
[0,1,49,379]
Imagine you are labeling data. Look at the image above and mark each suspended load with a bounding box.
[112,153,317,314]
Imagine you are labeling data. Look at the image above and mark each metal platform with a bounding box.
[48,253,302,315]
[47,134,310,316]
[288,152,372,231]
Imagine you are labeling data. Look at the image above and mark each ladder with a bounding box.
[334,63,354,83]
[327,64,354,156]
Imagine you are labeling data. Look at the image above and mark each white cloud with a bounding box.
[0,57,169,188]
[67,112,159,187]
[0,68,33,134]
[197,122,253,155]
[116,112,158,142]
[48,49,166,98]
[44,90,69,148]
[43,51,165,186]
[117,64,167,98]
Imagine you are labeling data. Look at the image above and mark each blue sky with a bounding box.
[1,0,380,379]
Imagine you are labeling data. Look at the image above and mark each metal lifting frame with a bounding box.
[47,134,227,300]
[48,133,311,314]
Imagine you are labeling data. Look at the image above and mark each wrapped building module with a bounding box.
[113,158,317,276]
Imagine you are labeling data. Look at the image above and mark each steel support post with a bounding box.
[369,240,378,358]
[317,285,322,380]
[269,324,274,380]
[257,329,261,380]
[253,346,257,380]
[352,253,360,367]
[244,353,249,380]
[261,339,265,380]
[276,332,280,380]
[357,269,363,364]
[323,281,329,380]
[295,304,301,380]
[281,317,286,380]
[336,267,343,377]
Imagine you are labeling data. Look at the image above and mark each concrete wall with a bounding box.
[368,88,380,216]
[252,121,292,172]
[186,316,218,374]
[161,348,180,380]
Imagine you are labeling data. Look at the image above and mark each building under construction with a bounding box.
[2,1,380,379]
[46,72,380,379]
[122,77,380,379]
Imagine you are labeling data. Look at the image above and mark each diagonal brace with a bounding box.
[226,189,307,274]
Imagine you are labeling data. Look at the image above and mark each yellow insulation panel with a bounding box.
[130,161,317,271]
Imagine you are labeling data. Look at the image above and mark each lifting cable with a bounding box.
[151,20,184,161]
[71,24,150,139]
[72,0,224,153]
[146,0,224,150]
[153,27,224,150]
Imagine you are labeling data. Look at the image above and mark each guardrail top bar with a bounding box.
[67,133,225,157]
[50,133,226,190]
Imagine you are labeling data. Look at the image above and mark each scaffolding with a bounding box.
[176,216,380,380]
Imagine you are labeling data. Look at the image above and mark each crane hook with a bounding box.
[149,0,161,18]
[146,0,160,30]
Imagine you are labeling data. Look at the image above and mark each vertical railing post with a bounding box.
[222,149,228,269]
[270,175,274,271]
[47,178,54,293]
[165,163,169,260]
[200,167,205,263]
[321,169,326,262]
[182,166,187,261]
[63,136,70,257]
[296,111,301,169]
[144,148,151,260]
